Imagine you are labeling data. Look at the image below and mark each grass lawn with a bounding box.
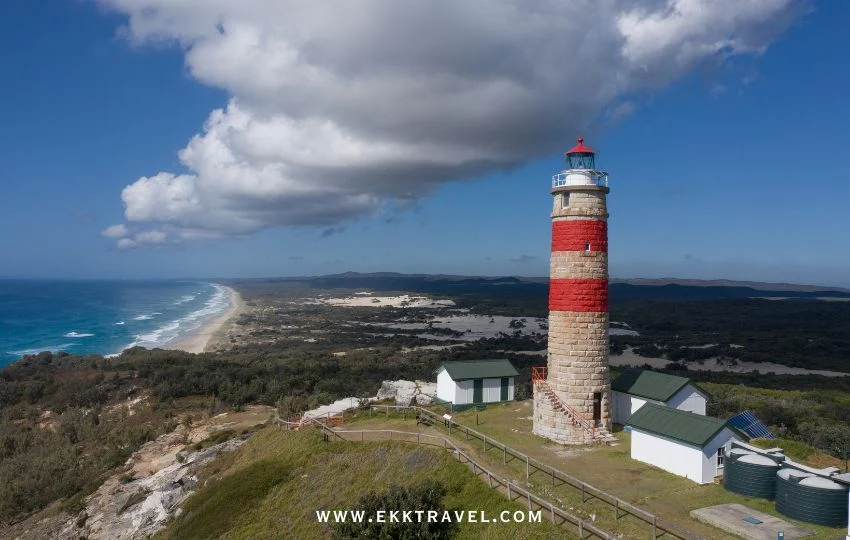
[156,427,571,539]
[345,401,847,539]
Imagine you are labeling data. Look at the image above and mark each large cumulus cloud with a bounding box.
[99,0,805,244]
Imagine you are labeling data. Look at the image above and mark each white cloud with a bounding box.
[135,230,168,244]
[112,228,169,249]
[116,238,137,250]
[99,0,805,245]
[100,223,129,238]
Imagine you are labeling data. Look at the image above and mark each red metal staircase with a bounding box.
[533,366,615,444]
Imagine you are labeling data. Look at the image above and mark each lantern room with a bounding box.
[566,137,596,170]
[552,137,609,189]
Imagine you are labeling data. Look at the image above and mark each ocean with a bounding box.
[0,280,231,367]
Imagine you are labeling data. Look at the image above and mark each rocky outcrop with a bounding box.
[58,436,245,540]
[375,380,436,406]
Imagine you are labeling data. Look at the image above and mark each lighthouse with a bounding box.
[532,137,615,445]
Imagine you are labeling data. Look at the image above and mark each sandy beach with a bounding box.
[168,285,244,354]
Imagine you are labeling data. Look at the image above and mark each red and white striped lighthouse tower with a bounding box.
[532,137,615,445]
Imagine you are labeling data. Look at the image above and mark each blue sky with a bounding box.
[1,0,848,286]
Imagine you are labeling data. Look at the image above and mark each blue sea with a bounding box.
[0,280,232,367]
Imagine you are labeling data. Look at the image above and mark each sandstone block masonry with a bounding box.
[546,311,610,422]
[533,173,611,445]
[533,388,595,445]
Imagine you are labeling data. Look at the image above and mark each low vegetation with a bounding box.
[703,382,850,465]
[158,428,565,539]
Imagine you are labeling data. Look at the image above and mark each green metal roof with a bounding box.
[626,403,731,448]
[612,368,695,402]
[437,359,518,380]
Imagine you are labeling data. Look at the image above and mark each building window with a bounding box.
[562,193,570,208]
[584,242,591,252]
[716,447,725,469]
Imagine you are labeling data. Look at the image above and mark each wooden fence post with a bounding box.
[652,516,657,539]
[503,446,507,464]
[614,498,618,520]
[581,483,585,503]
[483,437,486,452]
[507,483,511,500]
[526,456,529,479]
[550,504,555,524]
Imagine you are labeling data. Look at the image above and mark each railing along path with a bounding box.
[346,404,699,540]
[314,421,614,540]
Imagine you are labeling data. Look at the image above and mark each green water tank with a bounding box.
[723,450,781,499]
[775,468,849,526]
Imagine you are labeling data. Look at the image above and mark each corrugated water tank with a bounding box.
[723,450,780,499]
[775,468,849,526]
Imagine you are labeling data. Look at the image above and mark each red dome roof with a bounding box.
[565,137,595,155]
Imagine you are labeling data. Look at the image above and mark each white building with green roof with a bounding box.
[611,368,707,424]
[626,403,747,484]
[435,359,518,405]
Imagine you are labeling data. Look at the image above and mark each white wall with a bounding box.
[439,372,516,405]
[700,428,741,482]
[436,369,454,403]
[613,384,707,424]
[483,378,500,403]
[455,379,473,405]
[612,391,651,424]
[630,429,706,483]
[667,385,707,416]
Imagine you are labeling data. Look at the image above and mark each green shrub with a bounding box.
[751,438,813,461]
[331,479,454,540]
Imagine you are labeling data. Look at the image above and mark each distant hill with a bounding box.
[263,272,850,302]
[610,277,850,294]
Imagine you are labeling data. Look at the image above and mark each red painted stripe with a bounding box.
[552,220,607,253]
[549,278,608,312]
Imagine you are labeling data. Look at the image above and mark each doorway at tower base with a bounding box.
[532,389,596,445]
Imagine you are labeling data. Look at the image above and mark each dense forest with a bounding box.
[609,299,850,372]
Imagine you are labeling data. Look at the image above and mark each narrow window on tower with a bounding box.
[562,193,570,208]
[584,242,591,252]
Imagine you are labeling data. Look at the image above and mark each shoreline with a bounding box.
[167,285,244,354]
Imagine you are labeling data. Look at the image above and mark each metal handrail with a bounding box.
[552,171,609,188]
[530,366,597,440]
[531,365,547,382]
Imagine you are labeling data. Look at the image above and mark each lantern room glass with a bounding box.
[567,152,595,170]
